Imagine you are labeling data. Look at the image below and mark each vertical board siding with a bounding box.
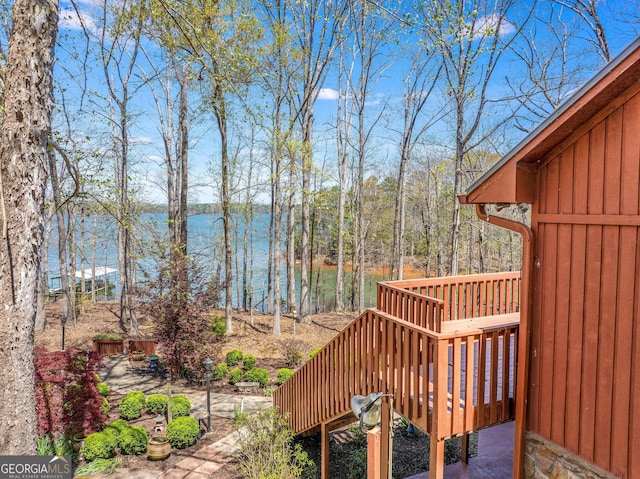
[531,93,640,478]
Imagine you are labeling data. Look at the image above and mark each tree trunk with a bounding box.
[47,149,73,323]
[286,152,296,314]
[0,0,58,454]
[298,112,313,323]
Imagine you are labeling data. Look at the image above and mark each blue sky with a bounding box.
[52,0,640,204]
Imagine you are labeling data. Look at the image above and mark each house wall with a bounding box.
[528,89,640,478]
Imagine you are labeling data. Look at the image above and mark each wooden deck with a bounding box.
[273,271,521,479]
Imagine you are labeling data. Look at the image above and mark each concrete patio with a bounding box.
[404,421,514,478]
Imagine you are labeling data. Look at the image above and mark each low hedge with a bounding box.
[171,395,191,418]
[212,362,227,381]
[146,394,168,415]
[119,392,146,420]
[97,382,110,397]
[226,350,244,366]
[166,416,199,449]
[276,368,294,385]
[228,368,243,385]
[118,426,148,455]
[245,367,270,388]
[242,354,257,370]
[82,431,117,461]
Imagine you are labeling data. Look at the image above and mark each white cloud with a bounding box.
[131,136,153,145]
[472,14,516,37]
[317,88,340,101]
[58,7,98,33]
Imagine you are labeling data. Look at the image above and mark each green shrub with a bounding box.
[233,406,248,425]
[309,347,321,359]
[281,339,307,368]
[236,407,315,479]
[104,419,129,436]
[166,416,199,449]
[82,431,117,461]
[146,394,168,415]
[38,435,74,456]
[212,362,228,381]
[75,458,122,476]
[125,391,146,407]
[36,435,54,456]
[263,386,275,397]
[228,367,243,385]
[210,315,226,338]
[226,350,244,366]
[100,397,110,416]
[276,368,294,385]
[118,426,148,455]
[119,394,145,421]
[245,368,270,388]
[92,333,123,340]
[242,354,257,370]
[171,395,191,418]
[97,382,110,397]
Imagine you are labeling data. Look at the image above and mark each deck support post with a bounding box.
[321,422,329,479]
[367,427,382,479]
[461,432,470,464]
[429,437,445,479]
[380,397,391,478]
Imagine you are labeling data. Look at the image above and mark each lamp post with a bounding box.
[203,357,213,431]
[60,314,67,351]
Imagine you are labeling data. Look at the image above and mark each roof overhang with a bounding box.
[460,36,640,205]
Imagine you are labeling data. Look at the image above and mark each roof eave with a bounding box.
[461,35,640,205]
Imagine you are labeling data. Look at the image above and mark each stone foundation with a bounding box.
[524,433,617,479]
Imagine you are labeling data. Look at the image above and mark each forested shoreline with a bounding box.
[23,0,640,338]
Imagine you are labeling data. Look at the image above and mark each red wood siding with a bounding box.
[530,91,640,478]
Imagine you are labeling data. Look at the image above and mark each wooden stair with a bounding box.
[273,272,521,479]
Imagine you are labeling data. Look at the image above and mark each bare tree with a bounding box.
[552,0,610,62]
[288,0,349,323]
[420,0,530,275]
[97,0,147,334]
[389,46,441,281]
[0,0,58,454]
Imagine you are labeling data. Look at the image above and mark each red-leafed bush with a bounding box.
[35,348,106,437]
[136,248,222,380]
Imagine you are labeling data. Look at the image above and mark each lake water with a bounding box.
[45,213,390,311]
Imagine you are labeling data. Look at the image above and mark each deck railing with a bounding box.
[273,272,521,478]
[377,271,520,331]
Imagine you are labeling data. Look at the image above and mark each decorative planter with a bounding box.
[71,433,85,453]
[130,350,146,361]
[236,381,260,394]
[147,436,171,461]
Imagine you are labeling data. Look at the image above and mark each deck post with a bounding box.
[380,397,391,479]
[461,432,470,464]
[321,422,329,479]
[429,437,445,479]
[367,427,382,479]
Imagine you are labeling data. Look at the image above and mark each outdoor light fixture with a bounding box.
[350,392,393,430]
[351,392,396,478]
[203,357,213,431]
[60,314,68,351]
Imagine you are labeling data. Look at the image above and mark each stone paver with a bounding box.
[157,469,189,479]
[75,355,272,478]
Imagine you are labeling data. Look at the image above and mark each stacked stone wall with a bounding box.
[524,433,617,479]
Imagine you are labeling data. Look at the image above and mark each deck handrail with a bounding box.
[273,307,519,477]
[378,271,521,331]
